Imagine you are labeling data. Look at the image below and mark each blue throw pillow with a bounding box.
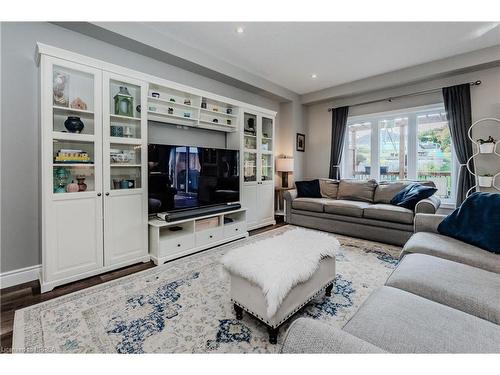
[438,192,500,254]
[295,179,322,198]
[390,183,437,210]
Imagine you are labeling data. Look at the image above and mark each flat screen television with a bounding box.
[148,144,240,214]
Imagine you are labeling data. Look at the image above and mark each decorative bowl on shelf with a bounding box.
[479,142,496,154]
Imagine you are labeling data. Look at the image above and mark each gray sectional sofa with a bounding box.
[281,213,500,353]
[284,179,441,246]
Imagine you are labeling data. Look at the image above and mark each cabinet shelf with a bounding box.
[109,136,142,145]
[147,96,196,110]
[148,110,198,122]
[110,114,141,121]
[110,164,141,168]
[200,108,238,118]
[198,120,236,132]
[53,105,94,116]
[52,131,95,142]
[53,163,94,167]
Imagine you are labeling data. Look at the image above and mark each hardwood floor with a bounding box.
[0,221,286,352]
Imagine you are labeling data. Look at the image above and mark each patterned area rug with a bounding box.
[13,226,401,353]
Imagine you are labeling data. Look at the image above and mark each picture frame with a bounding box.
[296,133,305,152]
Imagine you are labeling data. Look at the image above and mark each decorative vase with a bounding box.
[201,101,207,109]
[64,116,84,133]
[66,180,79,193]
[114,86,134,117]
[76,176,87,192]
[226,108,232,114]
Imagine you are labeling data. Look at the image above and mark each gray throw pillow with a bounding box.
[319,179,339,199]
[374,180,437,204]
[337,179,378,202]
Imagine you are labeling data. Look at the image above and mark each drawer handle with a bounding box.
[177,244,181,247]
[209,235,213,239]
[235,228,238,231]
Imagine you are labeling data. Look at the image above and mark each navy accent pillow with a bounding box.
[390,183,437,210]
[295,179,322,198]
[438,192,500,254]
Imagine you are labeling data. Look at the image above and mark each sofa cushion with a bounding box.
[374,181,409,203]
[292,198,329,213]
[323,200,370,217]
[337,179,377,202]
[343,286,500,353]
[401,232,500,274]
[386,254,500,324]
[295,179,322,198]
[390,183,437,210]
[363,204,414,224]
[437,192,500,254]
[319,179,339,199]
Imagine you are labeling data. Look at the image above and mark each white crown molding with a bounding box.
[0,265,41,289]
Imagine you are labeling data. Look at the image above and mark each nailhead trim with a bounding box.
[231,279,335,329]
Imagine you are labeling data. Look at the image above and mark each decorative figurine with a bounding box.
[168,107,174,114]
[53,71,69,107]
[151,92,160,98]
[213,107,219,112]
[76,176,87,192]
[227,119,232,125]
[114,86,134,117]
[212,118,219,123]
[169,98,176,103]
[226,108,233,115]
[70,97,88,110]
[64,116,84,133]
[184,99,191,105]
[201,101,207,109]
[136,104,141,113]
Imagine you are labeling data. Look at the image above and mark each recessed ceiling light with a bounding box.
[311,74,318,79]
[236,27,244,34]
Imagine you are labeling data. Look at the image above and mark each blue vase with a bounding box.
[64,116,84,133]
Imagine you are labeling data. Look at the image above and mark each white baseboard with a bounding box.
[0,265,41,289]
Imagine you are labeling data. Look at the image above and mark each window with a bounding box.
[343,104,456,202]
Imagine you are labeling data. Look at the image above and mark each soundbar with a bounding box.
[157,203,242,222]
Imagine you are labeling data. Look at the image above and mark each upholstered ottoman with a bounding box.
[221,227,338,344]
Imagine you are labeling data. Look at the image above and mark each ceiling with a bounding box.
[142,22,500,95]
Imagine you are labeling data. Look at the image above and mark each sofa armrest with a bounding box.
[414,213,447,233]
[283,189,298,223]
[415,195,441,214]
[280,318,385,353]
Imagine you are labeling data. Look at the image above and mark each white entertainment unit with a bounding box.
[36,43,276,292]
[149,208,248,265]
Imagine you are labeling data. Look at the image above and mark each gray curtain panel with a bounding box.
[442,84,475,206]
[329,106,349,179]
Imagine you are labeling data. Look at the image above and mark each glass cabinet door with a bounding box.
[244,152,257,182]
[261,116,273,153]
[104,74,145,192]
[49,60,102,196]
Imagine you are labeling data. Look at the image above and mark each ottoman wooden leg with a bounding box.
[325,283,333,297]
[267,326,279,345]
[234,304,243,320]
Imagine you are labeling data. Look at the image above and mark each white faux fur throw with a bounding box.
[221,227,339,319]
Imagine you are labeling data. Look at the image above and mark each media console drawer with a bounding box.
[160,235,195,257]
[223,222,246,237]
[195,227,223,247]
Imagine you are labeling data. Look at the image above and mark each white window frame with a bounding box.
[342,103,457,205]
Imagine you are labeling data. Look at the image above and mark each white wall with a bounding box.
[0,22,283,274]
[304,66,500,183]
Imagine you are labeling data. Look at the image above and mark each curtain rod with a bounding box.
[327,80,482,112]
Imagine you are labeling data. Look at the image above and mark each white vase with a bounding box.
[479,142,495,154]
[478,176,493,187]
